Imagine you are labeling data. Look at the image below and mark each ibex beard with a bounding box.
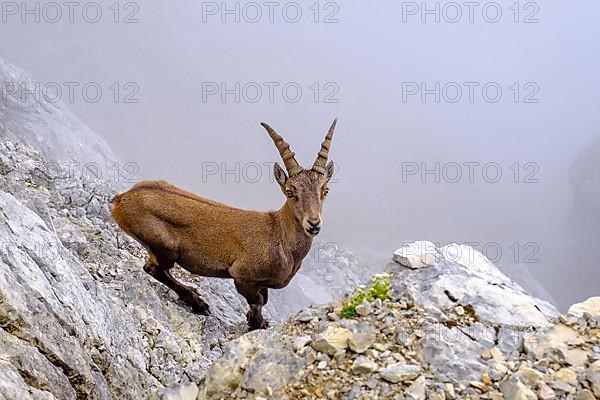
[111,119,337,330]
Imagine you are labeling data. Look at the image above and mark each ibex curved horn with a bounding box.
[261,122,303,176]
[312,118,337,175]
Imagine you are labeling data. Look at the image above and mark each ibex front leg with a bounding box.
[144,252,210,315]
[234,281,269,330]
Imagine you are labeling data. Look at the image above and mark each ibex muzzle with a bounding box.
[111,119,337,330]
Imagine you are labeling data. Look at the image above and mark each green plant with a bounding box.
[340,273,393,318]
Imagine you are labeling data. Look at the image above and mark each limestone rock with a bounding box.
[393,241,438,269]
[406,376,426,400]
[568,297,600,319]
[380,363,422,383]
[587,360,600,397]
[500,379,537,400]
[311,326,351,356]
[344,321,375,354]
[158,383,199,400]
[351,356,378,374]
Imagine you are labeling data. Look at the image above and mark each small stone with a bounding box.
[455,306,465,316]
[327,312,340,321]
[347,384,361,400]
[469,381,488,392]
[489,347,505,362]
[481,350,493,360]
[555,367,577,385]
[514,366,543,387]
[587,360,600,397]
[317,361,327,370]
[373,343,388,352]
[406,376,426,400]
[311,326,351,356]
[297,309,323,322]
[159,383,199,400]
[576,389,595,400]
[500,379,537,400]
[293,336,312,351]
[333,350,346,362]
[355,299,372,316]
[537,382,556,400]
[351,356,377,374]
[395,330,413,347]
[426,389,445,400]
[481,371,492,386]
[380,363,421,383]
[444,383,456,399]
[490,363,507,381]
[550,380,574,394]
[347,330,375,354]
[365,379,378,389]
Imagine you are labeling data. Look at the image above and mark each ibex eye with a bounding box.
[322,188,329,197]
[286,190,295,199]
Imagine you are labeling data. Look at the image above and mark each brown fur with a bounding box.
[111,167,333,329]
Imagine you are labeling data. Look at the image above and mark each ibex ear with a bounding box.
[325,161,335,181]
[273,162,288,189]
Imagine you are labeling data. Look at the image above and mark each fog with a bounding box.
[1,0,599,309]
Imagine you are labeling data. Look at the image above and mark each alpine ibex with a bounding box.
[111,120,337,330]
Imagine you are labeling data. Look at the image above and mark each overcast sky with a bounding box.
[1,0,599,309]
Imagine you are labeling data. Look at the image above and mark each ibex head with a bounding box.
[261,119,337,237]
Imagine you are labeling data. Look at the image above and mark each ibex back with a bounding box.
[111,120,337,330]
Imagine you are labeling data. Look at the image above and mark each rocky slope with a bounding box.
[198,242,600,400]
[0,137,369,399]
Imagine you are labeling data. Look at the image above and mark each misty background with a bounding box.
[1,0,599,309]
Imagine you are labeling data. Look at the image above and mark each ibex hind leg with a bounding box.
[144,250,210,315]
[234,281,269,330]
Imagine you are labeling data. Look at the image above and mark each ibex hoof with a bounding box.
[183,293,210,315]
[248,318,269,331]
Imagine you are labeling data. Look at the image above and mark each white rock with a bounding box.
[159,383,198,400]
[293,336,312,351]
[351,356,377,374]
[500,379,537,400]
[406,376,426,400]
[568,297,600,319]
[393,241,438,269]
[311,326,351,356]
[380,363,422,383]
[355,299,372,316]
[587,360,600,397]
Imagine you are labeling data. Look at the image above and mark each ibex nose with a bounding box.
[306,218,322,236]
[308,219,321,228]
